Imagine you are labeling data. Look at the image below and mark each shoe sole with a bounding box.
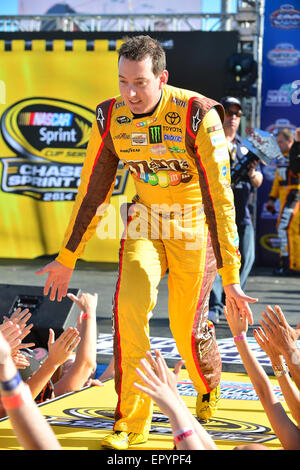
[100,438,129,450]
[100,436,147,450]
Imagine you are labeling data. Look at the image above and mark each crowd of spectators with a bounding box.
[0,288,299,450]
[0,291,114,449]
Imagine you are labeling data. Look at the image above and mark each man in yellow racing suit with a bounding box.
[266,128,300,274]
[36,35,257,450]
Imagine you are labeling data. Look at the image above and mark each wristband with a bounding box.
[81,312,91,320]
[234,334,246,342]
[1,384,32,410]
[173,428,195,444]
[0,372,21,391]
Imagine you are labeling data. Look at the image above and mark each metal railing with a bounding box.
[0,13,239,32]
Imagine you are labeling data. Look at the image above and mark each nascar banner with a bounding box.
[256,2,300,266]
[0,39,135,261]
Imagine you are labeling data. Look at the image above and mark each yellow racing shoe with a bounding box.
[100,431,147,450]
[196,384,221,421]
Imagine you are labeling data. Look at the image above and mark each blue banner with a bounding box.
[256,1,300,266]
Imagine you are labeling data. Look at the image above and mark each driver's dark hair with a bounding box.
[277,128,294,142]
[118,35,166,76]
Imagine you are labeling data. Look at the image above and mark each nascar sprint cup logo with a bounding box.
[0,97,128,201]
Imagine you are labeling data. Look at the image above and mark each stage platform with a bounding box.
[0,368,286,451]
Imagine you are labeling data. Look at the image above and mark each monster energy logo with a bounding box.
[149,125,162,144]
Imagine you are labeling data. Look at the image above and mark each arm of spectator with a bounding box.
[224,300,300,450]
[259,305,300,390]
[146,350,218,450]
[2,309,35,353]
[134,352,218,450]
[0,321,23,352]
[3,307,31,329]
[0,322,33,370]
[26,327,80,399]
[254,324,300,426]
[11,351,31,370]
[134,356,203,450]
[53,293,98,396]
[0,331,61,450]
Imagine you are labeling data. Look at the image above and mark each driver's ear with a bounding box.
[159,70,169,89]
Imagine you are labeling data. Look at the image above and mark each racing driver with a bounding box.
[36,35,258,450]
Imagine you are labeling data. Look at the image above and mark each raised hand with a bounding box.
[224,297,249,337]
[224,283,257,326]
[259,305,300,356]
[47,328,81,368]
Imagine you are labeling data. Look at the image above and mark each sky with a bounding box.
[0,0,236,15]
[0,0,18,14]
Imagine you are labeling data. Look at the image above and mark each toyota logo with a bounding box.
[165,112,181,125]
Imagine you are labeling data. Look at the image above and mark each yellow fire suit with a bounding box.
[269,142,300,271]
[56,84,241,434]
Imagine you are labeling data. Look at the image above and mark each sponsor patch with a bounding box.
[172,97,187,108]
[163,125,182,133]
[168,146,185,154]
[221,165,228,177]
[115,100,125,109]
[136,117,157,128]
[119,148,140,153]
[96,107,105,128]
[165,112,181,125]
[114,133,130,140]
[211,134,226,146]
[192,108,201,132]
[149,125,162,144]
[116,115,131,125]
[131,133,148,145]
[214,146,229,162]
[164,134,182,142]
[150,144,167,155]
[207,124,223,133]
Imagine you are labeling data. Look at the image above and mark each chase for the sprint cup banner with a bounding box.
[0,39,135,261]
[1,98,94,201]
